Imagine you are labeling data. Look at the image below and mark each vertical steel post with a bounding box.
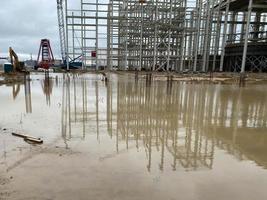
[202,0,212,72]
[188,11,194,70]
[212,0,222,71]
[107,4,111,70]
[65,0,69,70]
[153,1,158,71]
[167,0,173,71]
[241,0,253,73]
[193,0,203,72]
[80,0,84,70]
[219,0,230,72]
[96,0,99,70]
[179,0,186,72]
[72,12,75,60]
[139,4,144,71]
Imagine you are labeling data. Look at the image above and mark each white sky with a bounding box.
[0,0,61,61]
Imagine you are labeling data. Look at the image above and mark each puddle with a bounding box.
[0,72,267,200]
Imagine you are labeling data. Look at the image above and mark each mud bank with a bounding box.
[118,71,267,84]
[2,71,267,85]
[0,73,26,85]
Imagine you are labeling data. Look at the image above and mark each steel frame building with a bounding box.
[61,0,267,72]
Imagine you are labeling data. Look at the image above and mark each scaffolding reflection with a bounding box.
[12,84,20,100]
[61,75,267,171]
[113,80,267,170]
[61,74,72,142]
[41,72,53,106]
[61,74,90,141]
[115,81,215,171]
[24,74,32,113]
[7,74,32,113]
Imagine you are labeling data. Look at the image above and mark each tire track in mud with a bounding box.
[0,175,15,200]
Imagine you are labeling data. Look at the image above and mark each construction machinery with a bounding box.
[9,47,24,72]
[36,39,55,69]
[56,0,82,70]
[56,0,67,65]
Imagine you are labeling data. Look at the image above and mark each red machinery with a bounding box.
[37,39,54,69]
[91,51,96,58]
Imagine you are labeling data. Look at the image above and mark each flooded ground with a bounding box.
[0,72,267,200]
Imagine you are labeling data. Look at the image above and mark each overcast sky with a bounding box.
[0,0,61,60]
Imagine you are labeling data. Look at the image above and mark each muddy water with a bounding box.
[0,72,267,200]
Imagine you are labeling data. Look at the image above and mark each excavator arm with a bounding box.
[9,47,21,71]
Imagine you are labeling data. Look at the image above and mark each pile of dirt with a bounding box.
[0,73,25,85]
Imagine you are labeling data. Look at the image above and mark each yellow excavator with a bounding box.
[9,47,24,72]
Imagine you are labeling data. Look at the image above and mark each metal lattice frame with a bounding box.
[214,0,267,72]
[63,0,267,72]
[57,0,67,62]
[108,0,221,72]
[65,0,109,69]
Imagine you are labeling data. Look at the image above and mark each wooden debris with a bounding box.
[24,137,43,144]
[11,132,43,144]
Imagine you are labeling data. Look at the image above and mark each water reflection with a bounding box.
[61,75,267,171]
[24,74,32,113]
[41,72,53,105]
[115,80,215,171]
[12,84,20,100]
[61,74,71,145]
[5,74,32,113]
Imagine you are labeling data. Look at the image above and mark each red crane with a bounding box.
[37,39,54,69]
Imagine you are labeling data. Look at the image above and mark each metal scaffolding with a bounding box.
[62,0,267,72]
[64,0,109,69]
[216,0,267,72]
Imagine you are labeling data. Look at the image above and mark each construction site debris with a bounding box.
[23,137,43,144]
[11,132,43,144]
[0,73,25,85]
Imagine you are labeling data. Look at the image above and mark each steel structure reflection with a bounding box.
[61,74,267,171]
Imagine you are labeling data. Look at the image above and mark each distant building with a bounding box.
[24,60,37,69]
[0,60,6,72]
[54,59,62,67]
[0,63,3,72]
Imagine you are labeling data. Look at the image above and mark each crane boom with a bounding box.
[57,0,67,62]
